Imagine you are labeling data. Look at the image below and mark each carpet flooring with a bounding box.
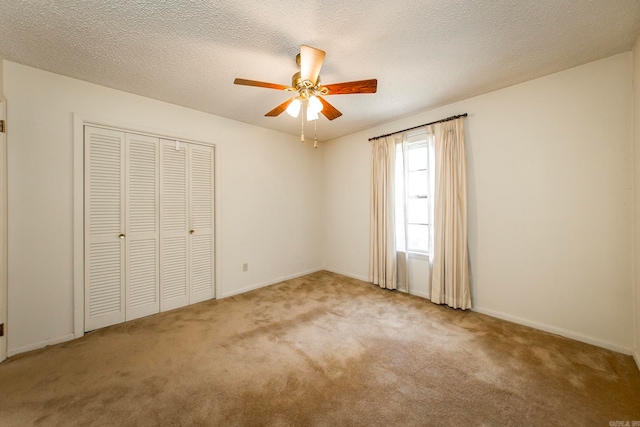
[1,271,639,426]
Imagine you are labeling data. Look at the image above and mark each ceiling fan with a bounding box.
[234,45,377,122]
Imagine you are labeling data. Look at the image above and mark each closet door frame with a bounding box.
[73,114,219,338]
[0,99,7,362]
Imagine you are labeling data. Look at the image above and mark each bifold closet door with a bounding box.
[159,140,190,311]
[125,133,160,321]
[85,127,126,331]
[160,140,215,311]
[86,129,214,329]
[85,127,160,331]
[189,144,215,304]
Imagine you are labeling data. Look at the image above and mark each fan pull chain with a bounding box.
[300,101,305,142]
[313,120,318,149]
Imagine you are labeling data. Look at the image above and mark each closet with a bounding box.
[84,126,214,331]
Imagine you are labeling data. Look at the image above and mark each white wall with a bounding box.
[323,53,635,353]
[4,61,323,355]
[633,36,640,367]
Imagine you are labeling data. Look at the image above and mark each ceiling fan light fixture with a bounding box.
[286,97,301,117]
[306,107,319,121]
[308,95,323,113]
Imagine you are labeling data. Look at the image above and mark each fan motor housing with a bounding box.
[291,71,322,94]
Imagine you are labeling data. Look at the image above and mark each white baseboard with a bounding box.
[7,333,75,358]
[322,268,368,283]
[634,350,640,371]
[219,268,323,298]
[473,307,633,355]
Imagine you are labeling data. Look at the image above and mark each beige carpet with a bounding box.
[1,271,639,426]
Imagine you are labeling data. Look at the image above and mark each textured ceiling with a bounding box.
[1,1,639,141]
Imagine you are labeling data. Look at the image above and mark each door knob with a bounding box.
[189,229,195,234]
[119,233,125,239]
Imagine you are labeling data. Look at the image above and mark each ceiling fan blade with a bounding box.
[265,98,294,117]
[234,78,289,91]
[300,45,326,85]
[319,97,342,121]
[322,79,378,95]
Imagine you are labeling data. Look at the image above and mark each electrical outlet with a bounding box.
[242,263,248,272]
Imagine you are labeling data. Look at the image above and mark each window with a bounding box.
[396,132,435,254]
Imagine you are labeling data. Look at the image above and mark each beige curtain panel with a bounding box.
[369,136,398,289]
[431,118,472,309]
[394,134,409,292]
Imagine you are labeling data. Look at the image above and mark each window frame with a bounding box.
[404,132,433,255]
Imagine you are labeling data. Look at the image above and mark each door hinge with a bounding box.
[0,323,4,337]
[0,120,5,133]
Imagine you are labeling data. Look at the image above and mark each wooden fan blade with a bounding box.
[322,79,377,95]
[234,78,289,91]
[265,98,294,117]
[319,97,342,121]
[300,45,326,85]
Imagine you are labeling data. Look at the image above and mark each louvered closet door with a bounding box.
[160,140,190,311]
[125,133,160,320]
[85,127,126,331]
[189,144,215,303]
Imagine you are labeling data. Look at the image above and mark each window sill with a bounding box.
[408,251,430,261]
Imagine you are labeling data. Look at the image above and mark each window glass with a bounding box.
[407,198,429,224]
[396,134,434,254]
[408,170,428,197]
[407,223,429,252]
[408,139,431,253]
[407,145,427,170]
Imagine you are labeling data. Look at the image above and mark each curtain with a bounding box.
[431,118,471,309]
[394,135,409,291]
[370,135,402,289]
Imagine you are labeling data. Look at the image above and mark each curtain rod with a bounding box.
[368,113,468,141]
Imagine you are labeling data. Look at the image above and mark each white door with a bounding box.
[85,127,126,331]
[189,144,215,303]
[84,130,214,328]
[160,140,215,310]
[0,99,7,362]
[125,133,159,320]
[159,140,189,311]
